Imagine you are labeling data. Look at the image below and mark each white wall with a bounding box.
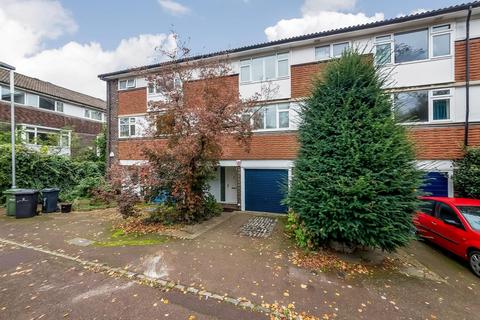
[239,78,291,100]
[453,85,480,122]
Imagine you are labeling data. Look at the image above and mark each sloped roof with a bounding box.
[99,1,480,80]
[0,69,105,110]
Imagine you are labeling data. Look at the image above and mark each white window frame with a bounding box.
[315,41,351,61]
[374,35,393,65]
[18,124,71,148]
[118,78,136,90]
[55,101,64,112]
[376,24,454,66]
[251,103,291,131]
[394,87,453,124]
[430,24,453,58]
[118,116,143,138]
[430,88,452,122]
[239,52,290,84]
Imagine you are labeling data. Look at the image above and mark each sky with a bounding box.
[0,0,468,99]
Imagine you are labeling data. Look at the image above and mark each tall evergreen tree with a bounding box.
[287,50,422,252]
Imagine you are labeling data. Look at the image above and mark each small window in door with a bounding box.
[419,200,435,216]
[436,203,463,229]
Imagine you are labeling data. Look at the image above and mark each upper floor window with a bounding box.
[39,96,55,111]
[84,108,104,121]
[240,53,289,83]
[431,24,451,57]
[252,103,290,130]
[315,42,350,61]
[118,78,136,90]
[394,88,452,123]
[119,116,144,138]
[375,24,452,65]
[55,101,64,113]
[1,86,25,104]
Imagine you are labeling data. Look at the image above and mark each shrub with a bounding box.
[454,147,480,198]
[144,204,179,225]
[117,188,140,219]
[285,211,312,250]
[287,50,422,252]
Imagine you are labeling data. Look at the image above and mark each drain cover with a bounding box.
[239,216,277,238]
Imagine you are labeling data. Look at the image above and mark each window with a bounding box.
[394,90,428,123]
[315,42,350,61]
[431,89,451,121]
[436,203,463,229]
[20,125,70,148]
[84,109,90,118]
[394,29,429,63]
[91,110,103,121]
[431,24,451,57]
[252,103,290,130]
[457,206,480,231]
[315,45,330,60]
[375,35,393,65]
[55,101,64,112]
[394,88,452,123]
[26,94,39,107]
[239,53,290,83]
[1,86,25,104]
[419,200,435,216]
[332,42,349,57]
[118,78,136,90]
[39,96,55,111]
[119,117,142,137]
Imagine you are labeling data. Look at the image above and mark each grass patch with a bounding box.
[94,228,169,247]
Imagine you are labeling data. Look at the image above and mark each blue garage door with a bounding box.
[245,169,288,213]
[422,172,448,197]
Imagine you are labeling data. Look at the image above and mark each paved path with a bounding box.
[0,210,479,319]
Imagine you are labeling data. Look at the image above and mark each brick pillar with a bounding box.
[106,80,119,169]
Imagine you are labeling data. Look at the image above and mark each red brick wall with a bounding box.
[455,38,480,82]
[409,125,480,160]
[118,132,298,160]
[291,61,328,98]
[118,88,147,115]
[118,125,480,161]
[184,74,239,106]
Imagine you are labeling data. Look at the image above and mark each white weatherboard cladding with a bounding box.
[63,102,86,118]
[239,78,291,100]
[454,85,480,122]
[383,57,454,88]
[455,15,480,40]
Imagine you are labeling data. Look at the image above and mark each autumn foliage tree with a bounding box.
[143,36,268,223]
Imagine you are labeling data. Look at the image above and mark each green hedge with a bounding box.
[0,145,105,203]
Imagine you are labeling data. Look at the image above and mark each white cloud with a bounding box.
[396,8,428,18]
[264,0,384,41]
[301,0,356,13]
[157,0,190,16]
[0,0,177,99]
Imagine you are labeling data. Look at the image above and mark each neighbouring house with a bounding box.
[99,2,480,213]
[0,68,106,156]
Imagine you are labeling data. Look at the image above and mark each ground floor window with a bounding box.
[18,125,70,148]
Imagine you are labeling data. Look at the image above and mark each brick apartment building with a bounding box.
[99,2,480,213]
[0,69,106,156]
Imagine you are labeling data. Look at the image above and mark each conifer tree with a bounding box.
[287,50,422,251]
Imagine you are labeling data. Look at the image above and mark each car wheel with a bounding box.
[469,250,480,277]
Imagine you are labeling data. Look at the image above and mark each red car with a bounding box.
[414,196,480,277]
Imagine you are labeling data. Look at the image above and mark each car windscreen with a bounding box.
[457,206,480,231]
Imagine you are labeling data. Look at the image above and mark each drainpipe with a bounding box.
[464,6,473,147]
